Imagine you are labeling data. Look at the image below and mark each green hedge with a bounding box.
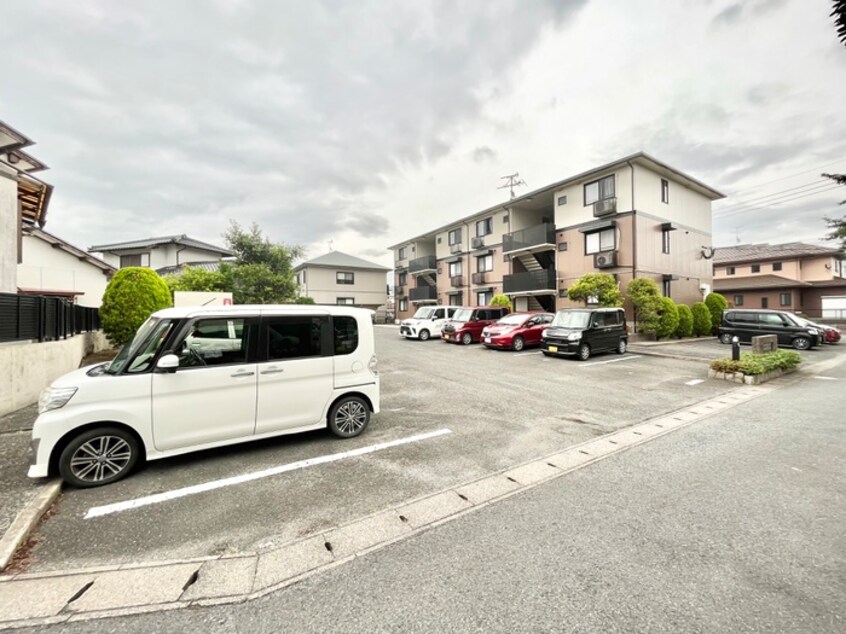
[709,350,802,376]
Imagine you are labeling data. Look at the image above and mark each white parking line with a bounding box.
[579,355,642,367]
[513,351,542,357]
[812,376,837,381]
[85,429,453,519]
[685,379,705,386]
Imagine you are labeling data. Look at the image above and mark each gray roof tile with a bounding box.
[714,242,841,264]
[295,251,390,271]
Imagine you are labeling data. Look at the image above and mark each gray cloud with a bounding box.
[712,3,744,27]
[472,146,497,163]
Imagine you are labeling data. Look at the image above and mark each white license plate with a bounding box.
[548,345,558,353]
[484,337,491,343]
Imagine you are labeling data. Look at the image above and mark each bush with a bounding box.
[567,273,623,307]
[710,350,802,376]
[705,292,728,335]
[100,267,172,347]
[676,304,694,338]
[490,294,513,310]
[627,277,662,334]
[656,297,680,339]
[692,302,712,337]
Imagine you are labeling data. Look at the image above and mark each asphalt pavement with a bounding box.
[22,338,846,632]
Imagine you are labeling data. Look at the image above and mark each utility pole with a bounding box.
[498,173,527,200]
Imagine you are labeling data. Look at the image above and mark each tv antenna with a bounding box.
[498,173,527,200]
[328,239,334,251]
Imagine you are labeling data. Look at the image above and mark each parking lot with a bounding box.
[20,327,841,573]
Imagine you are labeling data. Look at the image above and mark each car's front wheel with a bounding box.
[719,333,734,344]
[616,339,627,354]
[58,427,140,488]
[418,329,430,341]
[328,396,370,438]
[461,332,473,345]
[511,336,525,351]
[792,336,811,350]
[577,343,591,361]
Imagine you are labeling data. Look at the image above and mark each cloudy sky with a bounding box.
[2,0,844,267]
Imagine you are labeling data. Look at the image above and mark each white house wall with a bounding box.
[633,165,712,234]
[0,172,17,293]
[302,266,387,307]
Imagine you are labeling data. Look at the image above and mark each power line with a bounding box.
[715,180,840,214]
[714,184,844,219]
[722,157,846,197]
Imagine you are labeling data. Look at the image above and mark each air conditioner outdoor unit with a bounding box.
[471,237,485,249]
[594,251,617,269]
[593,198,617,217]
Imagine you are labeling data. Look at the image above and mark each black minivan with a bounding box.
[540,307,628,360]
[718,309,823,350]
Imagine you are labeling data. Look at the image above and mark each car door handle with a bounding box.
[230,371,255,378]
[260,367,284,375]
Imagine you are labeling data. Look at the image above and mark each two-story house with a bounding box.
[390,152,724,320]
[294,251,389,310]
[713,242,846,318]
[89,235,233,274]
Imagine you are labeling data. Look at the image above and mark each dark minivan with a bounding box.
[541,307,628,360]
[442,306,510,345]
[718,309,823,350]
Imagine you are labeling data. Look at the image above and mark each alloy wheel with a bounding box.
[69,436,133,483]
[334,400,368,435]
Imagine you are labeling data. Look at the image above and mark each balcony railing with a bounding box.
[502,222,556,254]
[471,272,487,285]
[409,285,437,301]
[450,275,464,288]
[503,268,556,294]
[408,255,437,274]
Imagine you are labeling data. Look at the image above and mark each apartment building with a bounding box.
[713,242,846,318]
[294,251,389,310]
[390,152,724,320]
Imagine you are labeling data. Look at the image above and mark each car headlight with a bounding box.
[807,328,819,335]
[541,329,549,339]
[38,387,78,414]
[567,332,582,341]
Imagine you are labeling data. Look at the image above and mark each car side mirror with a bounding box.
[156,353,179,374]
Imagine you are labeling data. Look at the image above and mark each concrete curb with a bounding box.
[0,480,62,572]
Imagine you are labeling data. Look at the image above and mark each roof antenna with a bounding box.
[498,173,527,200]
[328,239,334,251]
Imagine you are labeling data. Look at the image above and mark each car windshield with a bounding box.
[551,311,591,329]
[451,308,473,322]
[496,314,528,326]
[791,315,812,327]
[106,317,170,374]
[412,307,435,319]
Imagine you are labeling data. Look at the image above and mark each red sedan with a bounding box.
[481,312,554,351]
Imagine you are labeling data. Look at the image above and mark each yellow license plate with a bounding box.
[548,345,558,352]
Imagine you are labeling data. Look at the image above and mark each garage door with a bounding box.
[821,295,846,319]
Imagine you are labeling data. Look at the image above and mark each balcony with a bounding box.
[503,268,556,294]
[450,243,463,254]
[450,275,464,288]
[502,222,556,255]
[409,285,437,301]
[408,255,437,274]
[471,272,487,285]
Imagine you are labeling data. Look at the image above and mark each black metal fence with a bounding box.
[0,292,101,344]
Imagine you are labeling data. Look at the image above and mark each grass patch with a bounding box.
[710,350,802,376]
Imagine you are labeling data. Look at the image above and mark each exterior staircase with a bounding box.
[514,252,543,273]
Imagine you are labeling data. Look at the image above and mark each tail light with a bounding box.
[368,355,379,376]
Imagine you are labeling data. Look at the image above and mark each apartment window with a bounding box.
[558,241,568,252]
[120,254,144,268]
[734,294,744,306]
[726,267,736,275]
[336,297,355,305]
[661,179,669,204]
[779,292,791,306]
[448,293,462,306]
[336,271,355,285]
[398,247,407,260]
[750,264,761,273]
[448,228,462,246]
[477,290,493,305]
[662,279,671,298]
[662,228,671,254]
[475,217,493,237]
[772,262,783,271]
[397,271,407,286]
[399,298,408,311]
[448,261,462,277]
[476,254,493,273]
[557,195,567,206]
[584,175,615,206]
[584,228,616,255]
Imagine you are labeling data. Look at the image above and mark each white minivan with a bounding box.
[399,305,457,340]
[29,305,379,488]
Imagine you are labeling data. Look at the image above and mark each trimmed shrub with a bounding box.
[567,273,623,307]
[705,292,728,335]
[627,277,662,334]
[100,267,172,347]
[676,304,694,338]
[692,302,712,337]
[490,294,513,310]
[656,297,680,339]
[710,350,802,376]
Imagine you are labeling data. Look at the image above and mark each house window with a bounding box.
[584,175,615,206]
[761,297,769,308]
[662,279,671,298]
[475,217,493,237]
[726,267,736,275]
[449,261,462,277]
[336,271,355,285]
[398,247,407,260]
[448,228,462,246]
[772,262,783,271]
[751,264,761,273]
[476,254,493,273]
[557,195,567,206]
[662,228,671,254]
[477,290,492,305]
[661,179,669,204]
[734,294,744,306]
[120,254,144,268]
[779,292,791,306]
[397,271,407,286]
[337,297,355,305]
[584,228,616,255]
[399,298,408,312]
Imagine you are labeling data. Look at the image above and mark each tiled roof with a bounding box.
[89,235,233,256]
[295,251,390,271]
[155,261,227,276]
[713,242,841,264]
[713,275,811,291]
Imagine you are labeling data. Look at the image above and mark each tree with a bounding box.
[692,302,712,337]
[822,173,846,251]
[223,221,303,304]
[626,277,662,334]
[293,296,316,304]
[490,294,513,310]
[162,265,230,295]
[831,1,846,47]
[704,292,728,335]
[100,267,172,347]
[656,297,680,340]
[676,304,694,338]
[567,273,623,307]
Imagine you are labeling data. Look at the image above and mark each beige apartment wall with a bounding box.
[635,216,711,283]
[0,173,18,293]
[553,166,634,229]
[555,216,633,290]
[436,254,468,304]
[633,165,712,234]
[435,225,464,260]
[303,266,387,307]
[414,239,436,258]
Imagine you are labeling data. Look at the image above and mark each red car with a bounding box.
[794,315,841,344]
[441,306,510,345]
[481,312,554,351]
